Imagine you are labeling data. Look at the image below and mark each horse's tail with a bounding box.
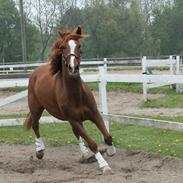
[24,112,32,130]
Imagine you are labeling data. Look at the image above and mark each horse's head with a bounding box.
[50,26,87,76]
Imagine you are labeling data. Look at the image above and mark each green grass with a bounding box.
[111,122,183,158]
[87,82,176,94]
[126,114,183,123]
[0,83,174,94]
[0,111,50,119]
[87,82,143,92]
[1,122,183,159]
[0,86,27,92]
[0,114,25,119]
[142,93,183,108]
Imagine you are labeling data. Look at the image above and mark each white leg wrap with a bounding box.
[95,152,109,168]
[79,137,89,156]
[35,138,45,152]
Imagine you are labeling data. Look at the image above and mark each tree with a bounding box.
[27,0,58,60]
[0,0,21,63]
[151,0,183,55]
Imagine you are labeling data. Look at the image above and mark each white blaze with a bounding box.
[68,40,76,72]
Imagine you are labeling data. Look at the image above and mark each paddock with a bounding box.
[1,57,183,182]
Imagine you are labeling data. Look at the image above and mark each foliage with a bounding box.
[0,0,41,63]
[142,94,183,108]
[0,0,21,63]
[151,0,183,55]
[1,0,183,62]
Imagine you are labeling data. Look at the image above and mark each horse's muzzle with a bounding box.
[68,64,79,75]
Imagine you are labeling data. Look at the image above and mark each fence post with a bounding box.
[99,66,109,132]
[142,56,148,101]
[176,56,183,93]
[176,55,180,75]
[104,58,107,72]
[169,55,173,75]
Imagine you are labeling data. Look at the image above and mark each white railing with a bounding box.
[142,56,180,101]
[0,58,141,74]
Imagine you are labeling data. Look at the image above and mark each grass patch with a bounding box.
[0,83,175,94]
[87,82,176,94]
[126,114,183,123]
[0,113,27,119]
[0,122,102,145]
[87,82,142,92]
[142,93,183,108]
[111,122,183,158]
[0,86,27,92]
[1,122,183,159]
[0,111,51,119]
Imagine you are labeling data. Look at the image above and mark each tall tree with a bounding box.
[0,0,21,63]
[151,0,183,55]
[29,0,58,60]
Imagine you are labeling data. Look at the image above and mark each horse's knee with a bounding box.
[104,135,112,146]
[88,141,98,154]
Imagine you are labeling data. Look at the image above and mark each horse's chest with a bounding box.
[61,103,89,121]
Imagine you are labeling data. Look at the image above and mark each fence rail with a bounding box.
[0,58,142,74]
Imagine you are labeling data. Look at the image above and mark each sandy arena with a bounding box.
[1,144,183,183]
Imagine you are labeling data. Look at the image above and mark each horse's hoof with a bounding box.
[79,153,97,163]
[102,165,113,174]
[106,145,116,157]
[36,150,44,159]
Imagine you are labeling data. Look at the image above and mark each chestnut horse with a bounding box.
[24,26,116,173]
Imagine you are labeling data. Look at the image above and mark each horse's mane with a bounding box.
[49,28,87,74]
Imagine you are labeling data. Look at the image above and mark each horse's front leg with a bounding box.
[70,121,112,174]
[91,111,116,157]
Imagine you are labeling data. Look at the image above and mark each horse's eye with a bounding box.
[59,45,65,50]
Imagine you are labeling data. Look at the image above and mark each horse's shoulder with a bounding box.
[30,64,51,79]
[33,63,50,74]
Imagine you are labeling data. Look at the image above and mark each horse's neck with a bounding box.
[62,71,82,101]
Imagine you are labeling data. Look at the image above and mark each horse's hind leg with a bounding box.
[91,112,116,156]
[70,121,111,174]
[28,92,45,159]
[71,123,89,157]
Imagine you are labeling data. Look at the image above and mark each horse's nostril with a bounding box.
[75,65,79,71]
[68,65,72,71]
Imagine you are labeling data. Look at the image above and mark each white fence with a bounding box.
[142,56,180,101]
[0,58,141,74]
[0,56,183,131]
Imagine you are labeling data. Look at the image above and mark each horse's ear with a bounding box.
[75,26,82,35]
[58,31,66,38]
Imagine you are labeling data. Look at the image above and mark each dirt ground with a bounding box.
[1,90,183,116]
[1,144,183,183]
